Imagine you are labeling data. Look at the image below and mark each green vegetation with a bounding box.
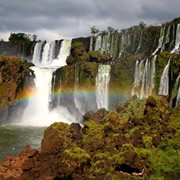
[39,95,180,179]
[0,55,32,108]
[88,50,101,59]
[9,33,37,42]
[71,42,84,50]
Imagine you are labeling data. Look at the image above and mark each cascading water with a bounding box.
[96,65,111,110]
[153,27,165,55]
[95,35,102,51]
[41,42,50,65]
[20,39,74,126]
[159,59,170,96]
[171,24,180,53]
[32,41,43,64]
[140,59,151,99]
[162,25,171,51]
[176,75,180,106]
[132,56,157,99]
[136,32,143,53]
[150,55,157,95]
[74,64,84,115]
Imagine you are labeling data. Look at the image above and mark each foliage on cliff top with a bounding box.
[9,33,37,42]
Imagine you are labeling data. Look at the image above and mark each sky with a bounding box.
[0,0,180,41]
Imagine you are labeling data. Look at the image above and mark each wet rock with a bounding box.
[70,123,82,140]
[91,108,108,124]
[41,122,72,154]
[22,158,35,171]
[83,110,94,122]
[152,136,161,147]
[124,152,137,165]
[131,130,144,148]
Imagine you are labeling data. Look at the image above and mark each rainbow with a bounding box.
[14,86,131,108]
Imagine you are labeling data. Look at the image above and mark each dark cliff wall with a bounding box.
[0,41,35,61]
[72,37,90,52]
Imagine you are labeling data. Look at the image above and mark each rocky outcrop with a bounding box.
[1,95,180,179]
[72,37,90,52]
[0,55,33,124]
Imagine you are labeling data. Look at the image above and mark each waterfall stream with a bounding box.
[159,59,170,96]
[132,56,157,99]
[171,24,180,53]
[96,65,111,110]
[21,40,74,126]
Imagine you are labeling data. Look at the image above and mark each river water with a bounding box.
[0,126,45,161]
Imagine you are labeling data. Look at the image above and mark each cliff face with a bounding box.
[0,55,33,124]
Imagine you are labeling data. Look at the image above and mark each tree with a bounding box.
[107,26,115,34]
[99,30,108,36]
[90,26,99,36]
[32,34,37,42]
[9,33,32,42]
[139,21,146,29]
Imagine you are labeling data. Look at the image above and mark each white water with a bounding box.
[174,75,180,106]
[140,59,151,99]
[96,65,111,110]
[153,27,165,55]
[136,32,143,53]
[159,59,170,96]
[95,35,102,51]
[41,42,50,65]
[74,64,84,115]
[162,25,171,51]
[150,55,157,95]
[132,56,157,99]
[20,39,74,126]
[171,24,180,53]
[32,42,43,65]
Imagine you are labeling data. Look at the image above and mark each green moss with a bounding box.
[143,136,153,148]
[64,147,90,163]
[89,50,101,59]
[71,42,84,50]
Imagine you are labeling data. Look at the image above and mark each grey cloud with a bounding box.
[0,0,179,40]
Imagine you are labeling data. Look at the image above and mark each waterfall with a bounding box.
[96,65,111,110]
[118,33,126,57]
[171,24,180,53]
[89,37,93,51]
[176,75,180,106]
[153,27,165,55]
[162,25,171,51]
[159,60,170,96]
[32,42,43,64]
[132,56,157,99]
[95,36,102,51]
[136,32,143,53]
[140,59,151,99]
[41,42,50,66]
[49,41,56,62]
[131,60,144,98]
[74,64,84,115]
[150,55,157,95]
[20,39,74,126]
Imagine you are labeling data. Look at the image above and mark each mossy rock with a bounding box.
[71,42,84,50]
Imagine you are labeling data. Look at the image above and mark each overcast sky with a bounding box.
[0,0,179,41]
